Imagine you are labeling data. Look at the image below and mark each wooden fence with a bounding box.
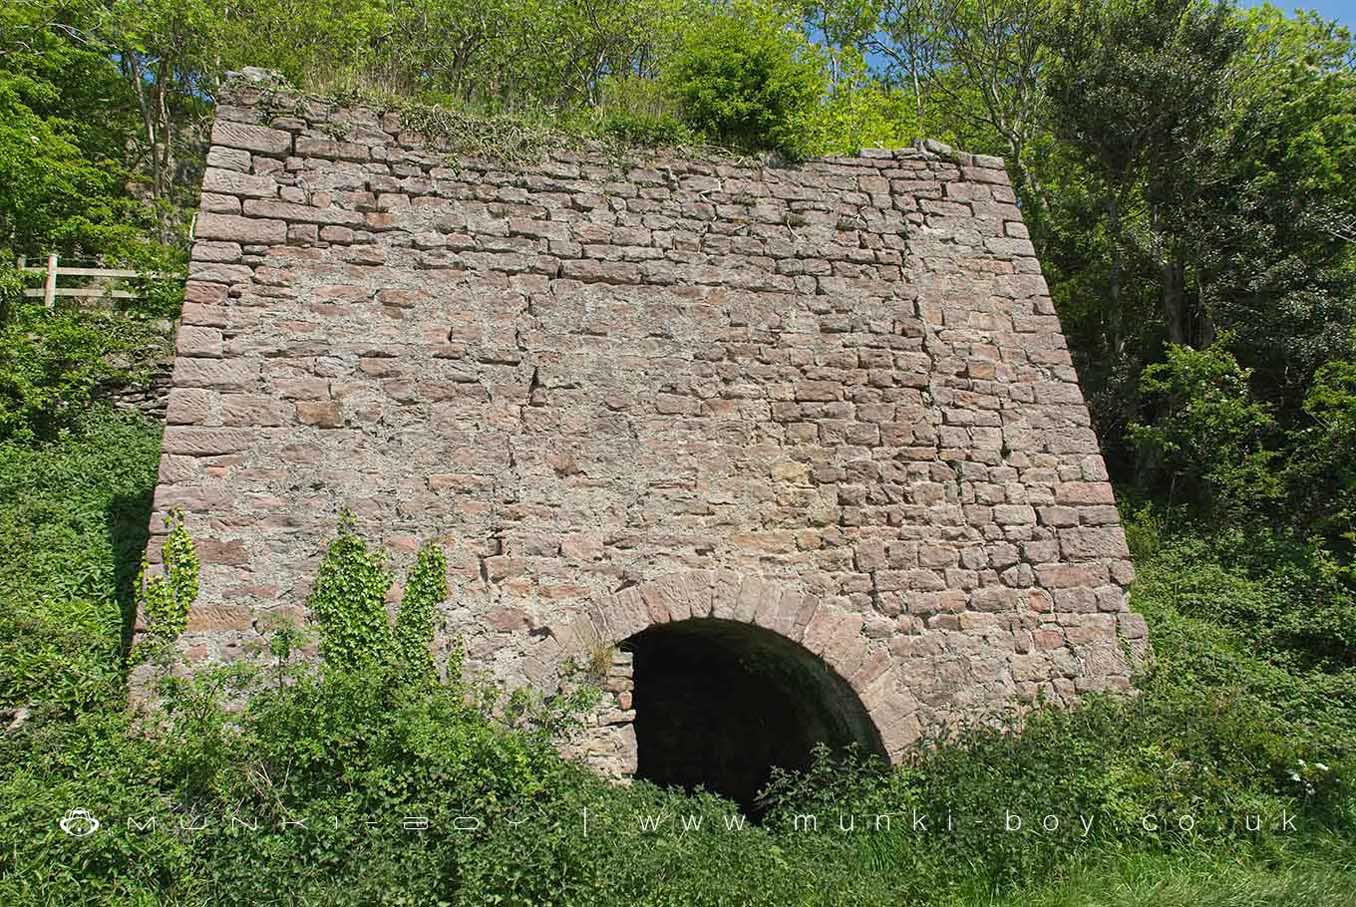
[17,254,183,309]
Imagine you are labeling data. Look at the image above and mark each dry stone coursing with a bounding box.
[146,77,1149,775]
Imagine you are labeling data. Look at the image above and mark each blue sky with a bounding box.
[1244,1,1356,28]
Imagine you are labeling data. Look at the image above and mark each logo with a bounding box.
[59,808,100,838]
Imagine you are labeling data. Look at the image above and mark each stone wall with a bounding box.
[148,77,1148,772]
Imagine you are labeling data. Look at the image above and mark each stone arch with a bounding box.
[624,618,885,811]
[552,571,921,797]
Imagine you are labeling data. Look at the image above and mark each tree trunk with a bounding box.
[1161,257,1188,346]
[912,65,923,125]
[126,53,162,203]
[1107,192,1123,355]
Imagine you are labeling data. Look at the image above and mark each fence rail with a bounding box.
[16,254,183,309]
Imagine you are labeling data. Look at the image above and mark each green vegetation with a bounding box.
[132,512,200,662]
[664,1,828,156]
[0,507,1352,903]
[0,0,1353,904]
[0,407,160,717]
[393,542,449,682]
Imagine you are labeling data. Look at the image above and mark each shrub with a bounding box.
[1292,358,1356,550]
[589,76,697,147]
[0,406,159,713]
[1129,338,1280,517]
[0,303,169,443]
[0,596,123,717]
[664,1,827,155]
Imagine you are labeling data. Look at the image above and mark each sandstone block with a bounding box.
[195,213,286,244]
[174,357,259,391]
[191,242,243,263]
[223,394,292,427]
[161,427,256,456]
[205,147,252,172]
[1059,527,1129,561]
[202,167,277,198]
[198,539,250,565]
[165,388,214,425]
[211,121,292,155]
[296,401,343,428]
[177,326,223,358]
[242,199,364,226]
[1055,482,1117,505]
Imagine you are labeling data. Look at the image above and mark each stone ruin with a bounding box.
[147,76,1149,804]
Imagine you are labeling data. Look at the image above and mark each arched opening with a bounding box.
[625,618,885,814]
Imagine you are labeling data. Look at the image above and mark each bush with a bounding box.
[664,1,827,155]
[1292,358,1356,550]
[0,596,123,717]
[1129,339,1281,517]
[588,76,697,147]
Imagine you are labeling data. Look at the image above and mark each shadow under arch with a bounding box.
[623,617,887,814]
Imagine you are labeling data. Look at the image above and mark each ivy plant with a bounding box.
[393,540,448,684]
[132,509,199,662]
[307,510,394,671]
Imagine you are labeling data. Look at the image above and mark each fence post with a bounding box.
[43,253,59,311]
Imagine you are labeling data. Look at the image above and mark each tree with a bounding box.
[1192,8,1356,416]
[812,0,1052,217]
[809,0,945,124]
[1129,338,1280,517]
[1046,0,1248,351]
[104,0,220,236]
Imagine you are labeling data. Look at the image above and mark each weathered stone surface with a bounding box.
[211,121,292,155]
[145,82,1147,778]
[177,326,224,358]
[161,427,256,456]
[195,213,286,244]
[295,400,343,428]
[164,388,214,425]
[202,167,277,199]
[191,241,243,263]
[173,357,259,391]
[242,199,364,226]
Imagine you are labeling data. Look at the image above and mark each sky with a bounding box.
[1244,0,1356,28]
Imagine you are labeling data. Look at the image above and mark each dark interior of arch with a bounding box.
[626,618,885,815]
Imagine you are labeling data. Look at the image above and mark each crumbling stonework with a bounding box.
[148,76,1148,775]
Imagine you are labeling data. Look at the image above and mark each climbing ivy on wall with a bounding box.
[307,510,394,670]
[133,510,199,661]
[309,512,450,675]
[393,541,448,684]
